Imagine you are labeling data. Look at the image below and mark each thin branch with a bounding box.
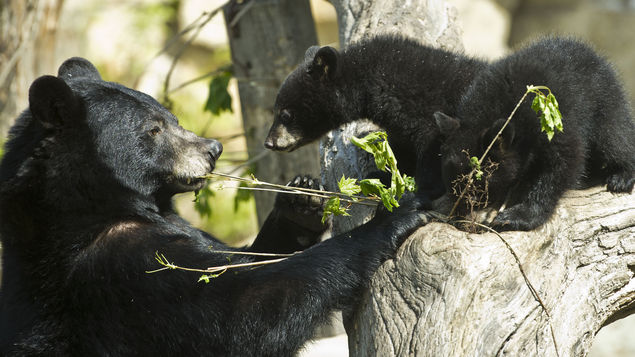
[146,252,289,275]
[161,3,228,106]
[167,65,232,94]
[203,171,381,205]
[223,185,379,207]
[209,250,297,257]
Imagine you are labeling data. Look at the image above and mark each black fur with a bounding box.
[265,35,487,202]
[0,57,425,356]
[435,37,635,231]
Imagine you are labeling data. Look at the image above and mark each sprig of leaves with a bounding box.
[528,85,563,141]
[322,131,417,222]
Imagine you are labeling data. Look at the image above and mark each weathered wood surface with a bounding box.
[346,187,635,356]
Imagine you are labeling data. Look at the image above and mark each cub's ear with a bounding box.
[307,46,340,81]
[481,118,515,150]
[434,111,460,136]
[57,57,101,82]
[29,75,81,128]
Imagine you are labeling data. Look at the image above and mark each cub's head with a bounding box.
[434,111,520,210]
[1,57,222,203]
[265,45,346,152]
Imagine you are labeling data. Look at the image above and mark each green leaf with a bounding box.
[338,175,361,197]
[403,175,417,192]
[204,71,233,116]
[469,156,483,180]
[529,88,563,142]
[321,197,350,224]
[198,272,225,284]
[193,185,214,218]
[359,178,385,197]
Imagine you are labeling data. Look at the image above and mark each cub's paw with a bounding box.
[275,175,327,233]
[490,204,544,232]
[606,171,635,193]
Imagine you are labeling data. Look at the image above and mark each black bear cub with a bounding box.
[435,37,635,231]
[265,35,487,202]
[0,57,425,355]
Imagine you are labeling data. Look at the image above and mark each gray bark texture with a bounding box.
[322,1,635,356]
[223,0,321,226]
[347,187,635,356]
[0,0,63,139]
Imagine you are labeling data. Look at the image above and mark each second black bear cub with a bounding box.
[435,37,635,231]
[265,35,487,201]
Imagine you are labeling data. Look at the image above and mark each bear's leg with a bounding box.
[250,176,328,254]
[599,132,635,193]
[415,149,445,209]
[492,156,578,231]
[591,105,635,192]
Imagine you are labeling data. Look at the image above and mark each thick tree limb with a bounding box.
[346,187,635,356]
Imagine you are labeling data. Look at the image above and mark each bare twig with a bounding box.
[203,171,381,207]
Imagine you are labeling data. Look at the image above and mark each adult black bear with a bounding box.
[264,35,487,202]
[434,37,635,231]
[0,58,425,356]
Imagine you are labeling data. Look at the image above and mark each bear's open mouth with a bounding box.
[168,175,207,193]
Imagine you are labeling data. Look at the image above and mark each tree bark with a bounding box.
[223,0,321,226]
[347,187,635,356]
[323,1,635,356]
[0,0,63,139]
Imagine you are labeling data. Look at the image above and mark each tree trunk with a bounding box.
[347,187,635,356]
[323,1,635,356]
[0,0,63,139]
[223,0,321,226]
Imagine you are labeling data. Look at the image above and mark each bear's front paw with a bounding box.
[490,205,540,232]
[606,171,635,193]
[275,175,327,233]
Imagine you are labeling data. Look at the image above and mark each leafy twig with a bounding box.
[146,251,289,283]
[448,85,563,219]
[201,171,380,207]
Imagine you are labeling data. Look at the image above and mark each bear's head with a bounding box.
[0,58,222,211]
[434,111,521,211]
[264,45,347,152]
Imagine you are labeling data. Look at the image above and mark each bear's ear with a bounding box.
[434,111,460,136]
[29,75,81,128]
[307,46,340,81]
[57,57,102,82]
[303,46,320,64]
[481,118,515,151]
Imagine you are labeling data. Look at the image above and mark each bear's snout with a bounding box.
[207,139,223,163]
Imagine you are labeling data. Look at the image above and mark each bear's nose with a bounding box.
[264,136,274,150]
[208,139,223,162]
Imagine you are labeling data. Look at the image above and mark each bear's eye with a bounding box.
[149,127,161,136]
[280,109,291,122]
